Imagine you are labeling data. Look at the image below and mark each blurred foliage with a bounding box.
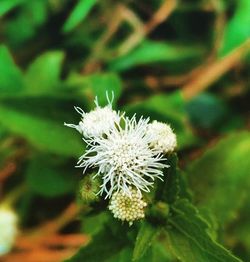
[0,0,249,261]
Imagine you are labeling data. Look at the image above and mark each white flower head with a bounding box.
[109,188,147,225]
[64,94,120,138]
[0,206,18,256]
[77,115,168,198]
[147,120,177,154]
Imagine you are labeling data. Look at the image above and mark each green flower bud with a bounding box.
[78,174,100,204]
[148,201,169,224]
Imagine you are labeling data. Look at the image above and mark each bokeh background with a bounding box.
[0,0,249,261]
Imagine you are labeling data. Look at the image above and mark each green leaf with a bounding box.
[66,72,122,108]
[220,0,250,56]
[166,199,242,262]
[109,247,133,262]
[227,200,250,256]
[0,134,18,168]
[26,155,77,197]
[187,132,250,224]
[198,207,219,241]
[24,51,64,93]
[133,222,158,261]
[109,41,203,71]
[63,0,98,33]
[113,243,172,262]
[5,0,48,47]
[186,93,228,129]
[88,73,122,107]
[155,154,192,204]
[155,154,178,203]
[164,155,182,203]
[149,243,173,262]
[0,0,26,17]
[144,243,172,262]
[0,125,6,140]
[66,226,127,262]
[124,92,196,149]
[0,45,25,93]
[0,105,84,157]
[81,212,109,235]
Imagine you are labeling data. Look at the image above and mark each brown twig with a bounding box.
[32,202,81,236]
[182,40,250,100]
[16,233,88,250]
[144,0,177,34]
[83,1,178,73]
[0,162,16,184]
[117,0,177,57]
[115,5,145,57]
[3,248,79,262]
[2,203,88,262]
[144,58,215,90]
[82,5,124,73]
[209,0,226,56]
[12,202,81,249]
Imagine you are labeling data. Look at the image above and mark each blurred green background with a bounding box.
[0,0,249,261]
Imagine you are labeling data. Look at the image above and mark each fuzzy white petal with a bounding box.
[65,103,120,138]
[77,115,168,198]
[147,120,177,153]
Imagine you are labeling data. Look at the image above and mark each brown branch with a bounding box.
[15,202,81,248]
[145,0,177,33]
[117,0,177,56]
[34,202,80,236]
[2,203,88,262]
[182,40,250,100]
[16,233,88,250]
[82,5,124,73]
[115,5,145,57]
[83,1,178,72]
[3,248,78,262]
[144,60,213,90]
[0,162,16,183]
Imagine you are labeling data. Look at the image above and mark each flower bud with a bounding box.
[108,188,147,226]
[147,121,177,154]
[65,103,120,138]
[79,174,100,204]
[148,201,169,223]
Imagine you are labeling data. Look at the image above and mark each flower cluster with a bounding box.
[109,188,147,226]
[0,205,18,256]
[65,96,177,224]
[147,120,177,153]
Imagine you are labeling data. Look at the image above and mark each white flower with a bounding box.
[64,97,120,138]
[0,206,18,256]
[77,115,168,198]
[147,120,177,153]
[108,188,147,225]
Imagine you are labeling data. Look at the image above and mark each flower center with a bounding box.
[108,138,140,171]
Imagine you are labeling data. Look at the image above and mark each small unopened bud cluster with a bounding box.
[108,189,147,225]
[147,120,177,153]
[78,106,120,138]
[79,174,100,203]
